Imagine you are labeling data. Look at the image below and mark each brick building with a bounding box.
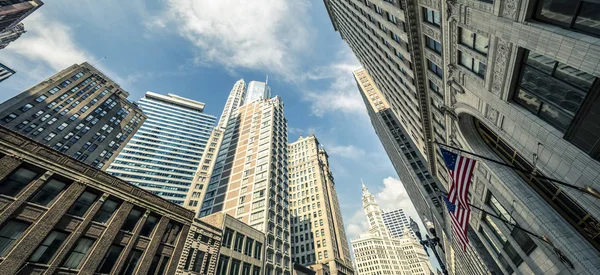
[0,125,194,275]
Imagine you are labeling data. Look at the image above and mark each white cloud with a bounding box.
[326,144,365,160]
[2,13,94,71]
[153,0,312,80]
[301,48,366,116]
[345,209,368,239]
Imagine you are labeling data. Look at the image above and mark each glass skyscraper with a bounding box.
[244,80,271,104]
[107,92,216,205]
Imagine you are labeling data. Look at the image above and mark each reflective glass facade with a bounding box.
[107,92,216,205]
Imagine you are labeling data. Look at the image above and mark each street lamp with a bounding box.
[410,217,448,275]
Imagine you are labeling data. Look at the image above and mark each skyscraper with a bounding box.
[381,208,411,239]
[288,135,354,275]
[244,80,271,105]
[0,62,145,169]
[0,62,15,82]
[199,81,291,274]
[0,22,26,49]
[0,0,43,33]
[352,184,432,275]
[107,92,216,205]
[183,79,246,214]
[327,0,600,273]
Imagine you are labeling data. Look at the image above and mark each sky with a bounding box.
[0,0,439,269]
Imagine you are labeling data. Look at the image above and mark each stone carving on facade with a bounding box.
[485,105,499,124]
[446,0,460,22]
[421,24,441,41]
[449,121,461,148]
[492,39,511,96]
[501,0,519,20]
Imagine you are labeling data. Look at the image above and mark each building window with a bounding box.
[121,208,143,232]
[92,198,120,223]
[67,191,98,217]
[425,35,442,54]
[62,237,95,269]
[161,222,182,245]
[192,250,205,272]
[514,50,596,132]
[459,27,489,55]
[223,228,234,248]
[0,220,30,257]
[459,51,486,78]
[230,259,241,275]
[535,0,600,37]
[140,214,160,237]
[0,166,41,197]
[427,60,443,78]
[96,245,123,273]
[20,103,34,112]
[2,113,18,122]
[244,238,254,256]
[121,249,143,275]
[234,233,244,252]
[29,178,69,206]
[423,7,441,27]
[30,230,69,264]
[216,256,229,275]
[254,241,262,260]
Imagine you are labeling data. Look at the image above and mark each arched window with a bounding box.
[475,119,600,253]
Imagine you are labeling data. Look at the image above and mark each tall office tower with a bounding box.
[352,185,432,275]
[381,208,411,238]
[244,80,271,104]
[0,22,26,49]
[328,0,600,273]
[288,135,354,275]
[199,87,291,275]
[0,62,145,169]
[183,79,246,213]
[0,62,15,82]
[107,92,216,205]
[0,0,43,33]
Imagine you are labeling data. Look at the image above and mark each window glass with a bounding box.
[216,256,229,275]
[67,191,98,217]
[234,233,244,252]
[96,245,123,273]
[0,167,41,197]
[62,237,95,269]
[140,214,160,237]
[157,256,170,275]
[574,1,600,36]
[121,208,143,232]
[29,178,68,206]
[120,249,143,275]
[30,231,68,264]
[192,250,205,272]
[515,51,596,132]
[93,198,120,223]
[0,220,30,257]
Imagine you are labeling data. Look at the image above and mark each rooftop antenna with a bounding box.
[91,56,106,66]
[265,75,269,85]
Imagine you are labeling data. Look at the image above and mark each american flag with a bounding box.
[440,146,476,251]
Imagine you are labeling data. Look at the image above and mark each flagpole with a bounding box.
[438,192,575,269]
[435,142,600,200]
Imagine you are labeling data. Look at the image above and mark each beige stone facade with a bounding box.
[197,212,266,275]
[176,218,222,275]
[199,95,291,274]
[288,135,354,275]
[0,126,194,275]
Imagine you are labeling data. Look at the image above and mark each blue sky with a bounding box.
[0,0,437,267]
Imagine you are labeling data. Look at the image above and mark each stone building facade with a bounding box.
[0,125,194,275]
[326,0,600,274]
[288,135,354,275]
